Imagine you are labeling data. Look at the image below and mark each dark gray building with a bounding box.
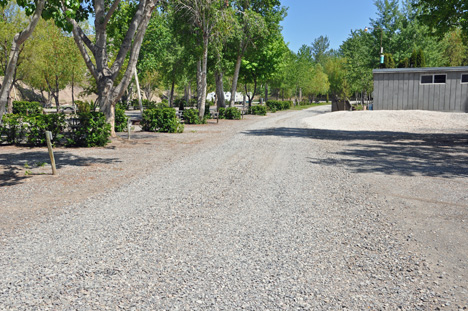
[373,66,468,112]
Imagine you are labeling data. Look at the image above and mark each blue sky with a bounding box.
[280,0,378,53]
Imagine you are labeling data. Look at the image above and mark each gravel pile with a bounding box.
[302,109,468,133]
[0,106,465,309]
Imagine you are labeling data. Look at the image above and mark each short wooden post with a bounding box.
[127,121,131,140]
[46,131,57,175]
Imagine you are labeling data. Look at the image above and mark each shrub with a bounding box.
[218,107,226,119]
[115,108,129,132]
[183,108,200,124]
[12,101,43,115]
[24,114,66,146]
[0,114,25,144]
[0,114,66,146]
[75,100,96,113]
[266,100,292,111]
[141,108,184,133]
[248,105,267,116]
[224,107,241,120]
[66,112,111,147]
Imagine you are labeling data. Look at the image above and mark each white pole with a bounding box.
[134,69,143,113]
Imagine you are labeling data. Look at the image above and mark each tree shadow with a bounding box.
[0,150,121,187]
[243,127,468,178]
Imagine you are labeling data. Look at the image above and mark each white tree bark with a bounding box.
[0,0,45,123]
[68,0,157,136]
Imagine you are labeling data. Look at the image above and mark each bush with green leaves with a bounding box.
[0,114,25,144]
[12,101,43,115]
[66,112,111,147]
[114,108,129,132]
[24,114,66,146]
[248,105,267,116]
[218,107,226,119]
[224,107,241,120]
[0,114,66,146]
[141,108,184,133]
[75,100,97,113]
[183,109,201,124]
[266,100,292,111]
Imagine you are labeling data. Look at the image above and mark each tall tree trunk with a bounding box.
[71,72,75,106]
[0,0,44,123]
[264,82,268,102]
[299,87,302,104]
[215,70,225,108]
[7,83,14,113]
[197,37,209,118]
[197,59,202,111]
[169,78,175,107]
[184,84,189,106]
[249,78,257,108]
[229,53,242,107]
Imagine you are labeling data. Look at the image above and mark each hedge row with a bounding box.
[266,100,292,112]
[0,112,110,147]
[141,108,184,133]
[12,101,43,115]
[248,105,267,116]
[218,107,241,120]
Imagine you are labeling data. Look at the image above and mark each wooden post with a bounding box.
[127,121,131,140]
[45,131,57,175]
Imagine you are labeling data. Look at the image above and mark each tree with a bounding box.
[24,20,78,110]
[417,0,468,39]
[311,35,331,66]
[54,0,159,136]
[0,0,45,123]
[340,29,374,101]
[441,28,468,66]
[240,31,286,106]
[174,0,229,118]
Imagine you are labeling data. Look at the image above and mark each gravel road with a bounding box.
[1,106,466,310]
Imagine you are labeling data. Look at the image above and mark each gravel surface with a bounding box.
[1,106,467,309]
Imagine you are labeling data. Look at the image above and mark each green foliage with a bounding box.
[0,114,25,144]
[0,113,65,146]
[218,107,226,119]
[398,57,410,68]
[204,102,211,118]
[383,53,396,68]
[24,114,65,146]
[66,112,111,147]
[411,48,426,67]
[12,101,43,115]
[114,108,129,132]
[223,107,241,120]
[417,0,468,39]
[248,105,267,115]
[75,100,96,113]
[183,109,201,124]
[141,108,184,133]
[266,100,292,111]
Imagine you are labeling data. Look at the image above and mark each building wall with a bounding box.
[373,69,468,112]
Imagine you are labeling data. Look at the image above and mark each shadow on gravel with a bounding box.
[243,127,468,178]
[0,151,120,187]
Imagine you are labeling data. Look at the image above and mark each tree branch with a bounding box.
[110,0,150,76]
[69,19,98,80]
[113,1,156,99]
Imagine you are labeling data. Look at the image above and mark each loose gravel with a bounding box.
[1,106,467,309]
